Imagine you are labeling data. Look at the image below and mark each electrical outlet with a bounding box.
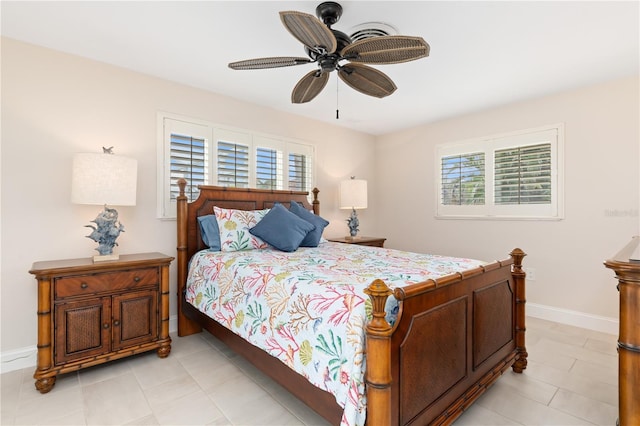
[525,267,536,281]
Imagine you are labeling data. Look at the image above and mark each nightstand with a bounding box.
[327,236,386,248]
[29,252,173,393]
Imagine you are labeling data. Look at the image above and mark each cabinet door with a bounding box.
[55,297,111,365]
[112,290,158,351]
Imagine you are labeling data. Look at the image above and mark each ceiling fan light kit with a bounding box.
[228,1,430,104]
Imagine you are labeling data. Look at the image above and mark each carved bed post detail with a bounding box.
[364,279,394,425]
[312,187,320,215]
[510,248,528,373]
[176,179,201,336]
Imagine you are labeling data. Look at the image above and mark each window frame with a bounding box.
[157,112,316,219]
[435,124,565,220]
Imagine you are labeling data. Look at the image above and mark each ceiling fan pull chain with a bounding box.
[336,77,340,119]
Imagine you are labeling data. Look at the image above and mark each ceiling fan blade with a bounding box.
[291,70,329,103]
[338,63,397,98]
[341,35,430,64]
[280,11,337,54]
[228,57,313,70]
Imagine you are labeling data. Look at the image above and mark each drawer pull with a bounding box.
[80,283,88,289]
[133,276,141,283]
[103,323,110,329]
[113,320,120,326]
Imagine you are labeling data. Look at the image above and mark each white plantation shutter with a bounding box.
[254,136,284,190]
[158,114,316,218]
[436,125,563,219]
[217,141,250,188]
[170,134,207,202]
[441,152,485,205]
[287,142,314,193]
[160,118,211,217]
[288,153,307,191]
[494,143,552,205]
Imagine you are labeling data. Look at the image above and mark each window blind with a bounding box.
[288,153,308,191]
[169,133,207,201]
[217,141,249,188]
[494,143,551,205]
[256,147,283,190]
[441,152,485,205]
[159,114,317,219]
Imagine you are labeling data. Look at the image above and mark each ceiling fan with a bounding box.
[228,2,430,104]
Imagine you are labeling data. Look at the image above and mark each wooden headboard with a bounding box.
[176,179,320,261]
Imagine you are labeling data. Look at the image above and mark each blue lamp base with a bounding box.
[85,205,125,262]
[346,208,360,238]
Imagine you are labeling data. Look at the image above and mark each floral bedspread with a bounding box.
[185,242,485,426]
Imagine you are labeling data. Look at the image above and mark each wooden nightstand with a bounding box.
[327,236,386,248]
[29,252,173,393]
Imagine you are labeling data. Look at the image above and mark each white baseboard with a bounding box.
[0,316,180,374]
[527,302,618,335]
[169,314,177,335]
[1,346,37,374]
[1,307,618,375]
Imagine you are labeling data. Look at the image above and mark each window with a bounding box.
[435,124,564,219]
[170,133,207,202]
[256,148,279,189]
[158,113,315,218]
[494,143,552,205]
[217,141,249,188]
[287,142,313,192]
[254,136,284,190]
[441,152,485,205]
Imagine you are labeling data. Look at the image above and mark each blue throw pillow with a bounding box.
[289,201,330,247]
[249,203,315,252]
[197,214,221,251]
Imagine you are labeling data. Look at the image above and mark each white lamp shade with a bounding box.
[339,179,368,210]
[71,153,137,206]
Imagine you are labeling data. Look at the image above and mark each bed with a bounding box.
[175,179,528,425]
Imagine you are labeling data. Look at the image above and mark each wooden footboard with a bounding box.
[365,249,527,425]
[176,180,527,425]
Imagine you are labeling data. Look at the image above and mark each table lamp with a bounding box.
[339,176,367,238]
[71,148,137,261]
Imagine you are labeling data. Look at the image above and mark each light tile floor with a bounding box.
[1,316,618,425]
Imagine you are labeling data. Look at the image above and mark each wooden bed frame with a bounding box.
[176,179,528,425]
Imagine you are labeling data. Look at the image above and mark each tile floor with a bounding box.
[1,317,618,425]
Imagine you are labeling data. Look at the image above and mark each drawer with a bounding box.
[55,267,158,299]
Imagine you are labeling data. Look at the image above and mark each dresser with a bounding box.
[29,252,173,393]
[604,236,640,426]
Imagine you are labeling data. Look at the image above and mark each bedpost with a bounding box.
[176,179,202,336]
[311,187,320,215]
[510,248,528,373]
[364,279,394,425]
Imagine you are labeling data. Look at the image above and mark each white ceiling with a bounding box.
[2,1,638,135]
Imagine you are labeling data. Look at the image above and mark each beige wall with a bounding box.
[0,38,376,361]
[374,75,640,326]
[2,36,638,370]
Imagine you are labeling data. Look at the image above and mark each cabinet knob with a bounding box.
[81,282,88,289]
[133,276,141,283]
[113,320,120,326]
[103,323,110,329]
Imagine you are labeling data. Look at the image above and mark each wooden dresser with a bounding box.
[29,252,173,393]
[604,236,640,426]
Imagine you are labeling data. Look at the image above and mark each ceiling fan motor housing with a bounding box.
[316,2,342,26]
